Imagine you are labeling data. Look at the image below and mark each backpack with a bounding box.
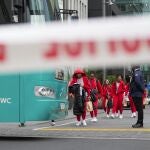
[107,99,113,109]
[90,79,99,102]
[90,89,97,102]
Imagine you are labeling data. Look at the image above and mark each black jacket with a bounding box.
[130,68,144,97]
[69,84,86,115]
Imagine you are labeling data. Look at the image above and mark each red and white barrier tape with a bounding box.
[0,15,150,72]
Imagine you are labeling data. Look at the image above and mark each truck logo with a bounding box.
[0,98,12,104]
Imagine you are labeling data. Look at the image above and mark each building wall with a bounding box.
[88,0,150,17]
[88,0,113,18]
[88,0,103,17]
[63,0,88,20]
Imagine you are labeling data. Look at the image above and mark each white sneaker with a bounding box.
[131,112,136,118]
[93,117,98,122]
[111,114,115,119]
[91,118,94,122]
[115,113,119,118]
[106,114,110,118]
[131,113,134,118]
[50,121,55,126]
[133,112,136,117]
[82,120,87,126]
[76,121,81,126]
[119,115,123,119]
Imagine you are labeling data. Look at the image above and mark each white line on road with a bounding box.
[33,118,91,131]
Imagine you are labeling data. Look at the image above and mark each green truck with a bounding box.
[0,0,68,126]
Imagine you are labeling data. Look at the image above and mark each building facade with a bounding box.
[62,0,88,20]
[88,0,117,17]
[88,0,150,82]
[114,0,150,15]
[88,0,150,17]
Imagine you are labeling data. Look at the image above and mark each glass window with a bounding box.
[10,0,56,24]
[0,0,12,24]
[115,0,150,15]
[27,0,52,24]
[55,68,68,81]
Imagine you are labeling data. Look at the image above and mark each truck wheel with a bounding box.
[19,123,25,127]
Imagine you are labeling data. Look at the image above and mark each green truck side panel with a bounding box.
[0,71,68,123]
[0,74,20,122]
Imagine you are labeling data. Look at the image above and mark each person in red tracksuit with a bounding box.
[89,72,103,122]
[142,88,148,108]
[125,75,136,118]
[69,68,90,126]
[102,79,112,118]
[111,74,125,119]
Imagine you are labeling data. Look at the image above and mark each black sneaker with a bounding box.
[132,123,143,128]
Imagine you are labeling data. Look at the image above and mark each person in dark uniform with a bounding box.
[130,65,145,128]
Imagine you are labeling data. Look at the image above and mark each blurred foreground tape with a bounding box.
[0,15,150,72]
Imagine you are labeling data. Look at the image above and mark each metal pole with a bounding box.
[123,65,126,80]
[102,0,106,82]
[63,0,68,20]
[103,65,106,83]
[102,0,106,17]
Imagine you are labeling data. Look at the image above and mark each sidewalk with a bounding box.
[0,106,150,138]
[25,109,98,126]
[0,106,149,127]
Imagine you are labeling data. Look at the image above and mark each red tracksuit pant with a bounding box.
[90,100,98,118]
[76,111,86,121]
[112,94,123,114]
[129,96,136,113]
[103,98,110,115]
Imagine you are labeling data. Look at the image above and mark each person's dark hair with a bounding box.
[125,75,130,83]
[116,74,123,79]
[90,71,95,75]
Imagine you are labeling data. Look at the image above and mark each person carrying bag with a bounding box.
[69,69,90,126]
[86,99,93,112]
[102,79,113,118]
[89,72,103,122]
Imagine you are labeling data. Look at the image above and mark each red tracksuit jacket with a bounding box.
[112,80,125,97]
[89,78,103,97]
[102,84,112,99]
[69,76,90,96]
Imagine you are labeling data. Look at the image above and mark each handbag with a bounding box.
[86,101,93,112]
[90,89,97,102]
[123,96,129,107]
[98,98,103,109]
[105,87,113,108]
[143,98,148,105]
[107,99,113,108]
[89,79,98,102]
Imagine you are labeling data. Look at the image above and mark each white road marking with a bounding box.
[33,118,91,131]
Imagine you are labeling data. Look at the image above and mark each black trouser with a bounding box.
[132,97,143,124]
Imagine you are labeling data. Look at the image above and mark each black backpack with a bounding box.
[90,89,97,102]
[107,99,113,108]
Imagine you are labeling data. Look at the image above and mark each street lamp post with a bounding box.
[102,0,106,17]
